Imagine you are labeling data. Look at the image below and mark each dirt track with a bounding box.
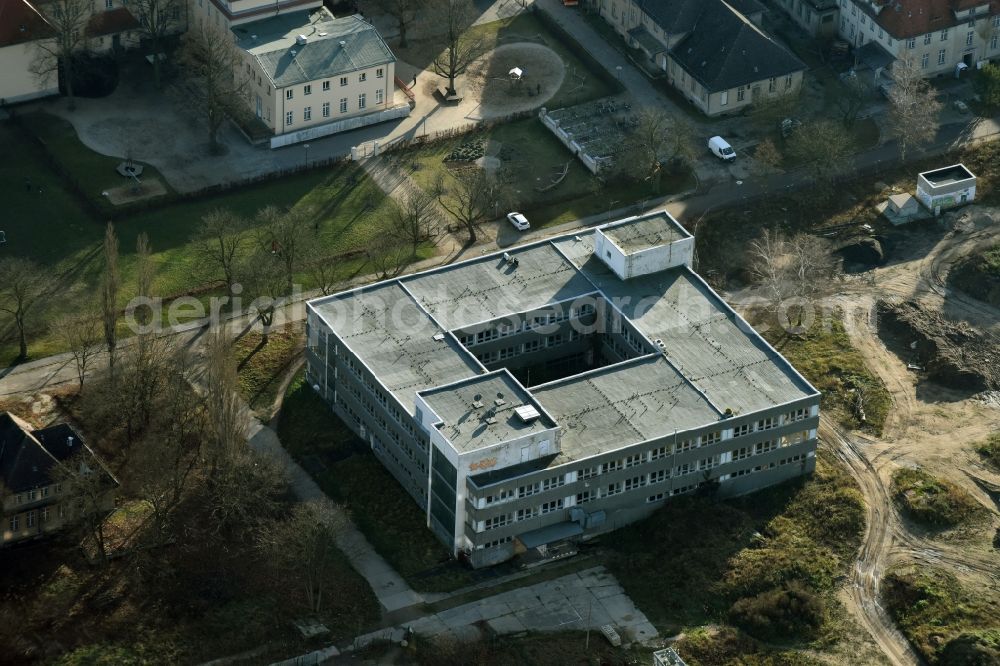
[815,210,1000,665]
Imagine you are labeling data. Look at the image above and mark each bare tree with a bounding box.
[31,0,90,109]
[430,0,486,98]
[255,206,314,291]
[749,229,788,313]
[130,0,184,88]
[374,0,423,48]
[177,16,250,153]
[835,74,873,128]
[389,188,439,253]
[129,354,203,542]
[977,21,998,64]
[202,326,248,474]
[304,254,340,296]
[0,257,51,361]
[887,58,943,161]
[101,222,120,372]
[240,251,290,342]
[618,107,695,191]
[134,232,155,327]
[114,327,172,446]
[366,231,412,280]
[258,501,347,612]
[748,89,800,133]
[786,120,852,203]
[50,448,119,563]
[192,209,248,297]
[435,168,511,244]
[51,310,103,391]
[749,230,837,331]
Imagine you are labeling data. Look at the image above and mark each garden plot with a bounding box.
[540,96,637,173]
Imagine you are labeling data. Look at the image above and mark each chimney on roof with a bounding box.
[297,34,308,46]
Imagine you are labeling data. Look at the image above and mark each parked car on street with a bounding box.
[506,212,530,231]
[708,136,736,161]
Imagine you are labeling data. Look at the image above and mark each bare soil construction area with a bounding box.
[818,205,1000,665]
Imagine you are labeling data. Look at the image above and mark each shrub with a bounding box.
[939,632,1000,666]
[892,467,980,528]
[729,583,825,642]
[974,433,1000,471]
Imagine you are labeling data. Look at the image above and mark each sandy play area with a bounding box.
[464,42,566,119]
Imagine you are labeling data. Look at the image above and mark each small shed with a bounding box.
[916,164,976,215]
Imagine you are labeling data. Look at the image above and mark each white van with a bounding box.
[708,136,736,161]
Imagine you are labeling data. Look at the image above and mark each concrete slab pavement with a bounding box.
[346,566,659,652]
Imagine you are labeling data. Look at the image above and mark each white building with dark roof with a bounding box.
[597,0,807,115]
[305,212,820,567]
[234,10,407,146]
[0,413,118,547]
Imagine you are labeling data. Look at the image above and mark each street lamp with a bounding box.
[607,199,619,219]
[615,65,622,81]
[303,143,310,167]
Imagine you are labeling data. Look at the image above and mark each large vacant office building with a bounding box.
[305,212,820,567]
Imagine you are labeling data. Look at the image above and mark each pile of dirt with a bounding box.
[838,237,887,269]
[877,300,1000,391]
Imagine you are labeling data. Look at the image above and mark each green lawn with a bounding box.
[278,371,475,592]
[18,112,177,216]
[0,116,434,366]
[234,323,304,418]
[407,118,695,231]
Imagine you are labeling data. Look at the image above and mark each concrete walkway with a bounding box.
[244,420,425,613]
[346,566,658,650]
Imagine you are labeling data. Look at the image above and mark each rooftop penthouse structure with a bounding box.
[305,212,820,567]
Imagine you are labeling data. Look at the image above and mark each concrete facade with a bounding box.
[594,0,806,117]
[0,41,57,104]
[774,0,840,38]
[234,11,396,138]
[917,163,977,212]
[305,212,820,568]
[838,0,1000,76]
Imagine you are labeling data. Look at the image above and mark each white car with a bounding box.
[507,212,530,231]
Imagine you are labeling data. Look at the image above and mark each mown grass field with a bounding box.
[406,118,695,231]
[0,115,434,365]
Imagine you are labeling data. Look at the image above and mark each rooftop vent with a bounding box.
[473,393,484,409]
[297,34,308,46]
[494,398,506,407]
[340,40,347,47]
[291,49,297,57]
[485,416,498,425]
[318,31,328,36]
[433,332,445,341]
[515,405,540,423]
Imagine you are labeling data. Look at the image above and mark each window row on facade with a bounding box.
[473,417,812,509]
[285,91,384,126]
[457,303,597,347]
